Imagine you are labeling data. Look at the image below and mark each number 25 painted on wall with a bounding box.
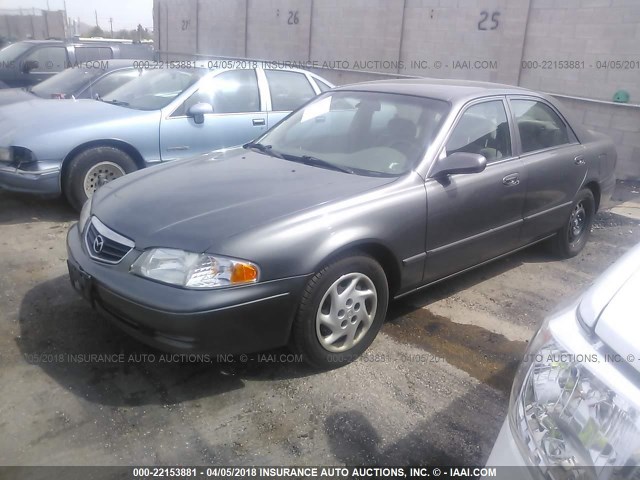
[478,10,500,30]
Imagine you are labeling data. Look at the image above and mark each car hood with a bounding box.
[92,148,398,253]
[593,268,640,373]
[0,87,35,107]
[578,241,640,373]
[0,98,145,146]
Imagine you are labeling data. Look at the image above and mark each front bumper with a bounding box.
[484,420,538,480]
[66,223,309,354]
[0,162,61,195]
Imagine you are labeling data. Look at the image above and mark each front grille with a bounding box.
[85,217,134,264]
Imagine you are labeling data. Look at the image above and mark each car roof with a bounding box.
[334,78,534,103]
[18,40,63,45]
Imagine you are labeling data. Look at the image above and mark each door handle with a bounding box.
[252,118,266,126]
[502,173,520,186]
[574,155,586,165]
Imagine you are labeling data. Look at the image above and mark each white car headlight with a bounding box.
[78,196,92,234]
[130,248,259,289]
[510,319,640,471]
[0,147,12,162]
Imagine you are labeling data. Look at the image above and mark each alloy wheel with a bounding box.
[315,272,378,352]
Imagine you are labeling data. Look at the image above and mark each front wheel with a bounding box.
[291,254,389,369]
[64,146,137,211]
[550,188,595,258]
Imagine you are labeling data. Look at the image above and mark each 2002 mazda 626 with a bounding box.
[67,78,616,369]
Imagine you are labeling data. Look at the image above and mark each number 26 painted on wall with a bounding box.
[478,10,500,30]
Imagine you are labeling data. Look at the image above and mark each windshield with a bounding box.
[0,42,33,64]
[102,68,202,110]
[31,66,103,98]
[256,91,450,176]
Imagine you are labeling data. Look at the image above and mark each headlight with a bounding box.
[130,248,259,289]
[78,196,92,234]
[510,318,640,473]
[0,147,12,162]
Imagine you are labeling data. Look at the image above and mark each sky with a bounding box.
[1,0,154,30]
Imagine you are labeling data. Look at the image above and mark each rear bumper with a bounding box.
[66,223,309,354]
[0,163,61,195]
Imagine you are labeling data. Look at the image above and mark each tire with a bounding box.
[550,188,595,258]
[291,253,389,369]
[64,146,137,211]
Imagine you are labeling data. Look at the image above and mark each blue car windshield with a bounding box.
[31,66,103,98]
[102,68,202,110]
[257,91,450,177]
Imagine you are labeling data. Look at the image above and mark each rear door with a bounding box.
[159,69,267,162]
[262,69,320,127]
[508,96,587,243]
[424,97,526,282]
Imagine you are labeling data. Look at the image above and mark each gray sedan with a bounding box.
[0,63,333,210]
[66,79,617,369]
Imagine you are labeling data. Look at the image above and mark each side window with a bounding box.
[446,100,512,162]
[176,69,260,116]
[74,47,113,63]
[82,69,140,99]
[511,99,570,154]
[23,47,68,73]
[265,70,316,111]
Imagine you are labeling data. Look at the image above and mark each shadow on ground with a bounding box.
[0,191,76,225]
[324,366,511,466]
[16,275,316,407]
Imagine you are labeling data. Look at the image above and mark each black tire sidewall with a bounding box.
[555,188,595,258]
[64,146,137,211]
[293,254,389,369]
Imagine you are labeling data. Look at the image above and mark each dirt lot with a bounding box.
[0,184,639,469]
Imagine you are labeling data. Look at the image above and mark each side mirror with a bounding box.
[430,152,487,178]
[22,60,39,74]
[187,102,213,125]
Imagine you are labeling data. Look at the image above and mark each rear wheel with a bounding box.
[64,146,137,211]
[550,188,595,258]
[292,254,389,369]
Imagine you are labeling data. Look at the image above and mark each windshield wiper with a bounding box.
[283,154,354,174]
[243,142,284,159]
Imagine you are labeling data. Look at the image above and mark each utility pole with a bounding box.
[109,17,114,38]
[95,10,99,28]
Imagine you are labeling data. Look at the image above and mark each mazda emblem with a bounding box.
[93,235,105,253]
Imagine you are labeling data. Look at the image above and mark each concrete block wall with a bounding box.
[0,10,65,40]
[401,0,530,84]
[154,0,198,58]
[310,0,405,73]
[198,0,247,57]
[247,0,312,60]
[521,0,640,103]
[154,0,640,180]
[558,97,640,180]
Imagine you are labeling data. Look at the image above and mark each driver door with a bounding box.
[159,69,267,162]
[424,98,526,283]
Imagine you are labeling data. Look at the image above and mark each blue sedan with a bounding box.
[0,63,333,210]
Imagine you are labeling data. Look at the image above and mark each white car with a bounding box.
[487,242,640,478]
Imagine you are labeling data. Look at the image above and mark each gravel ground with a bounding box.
[0,184,639,470]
